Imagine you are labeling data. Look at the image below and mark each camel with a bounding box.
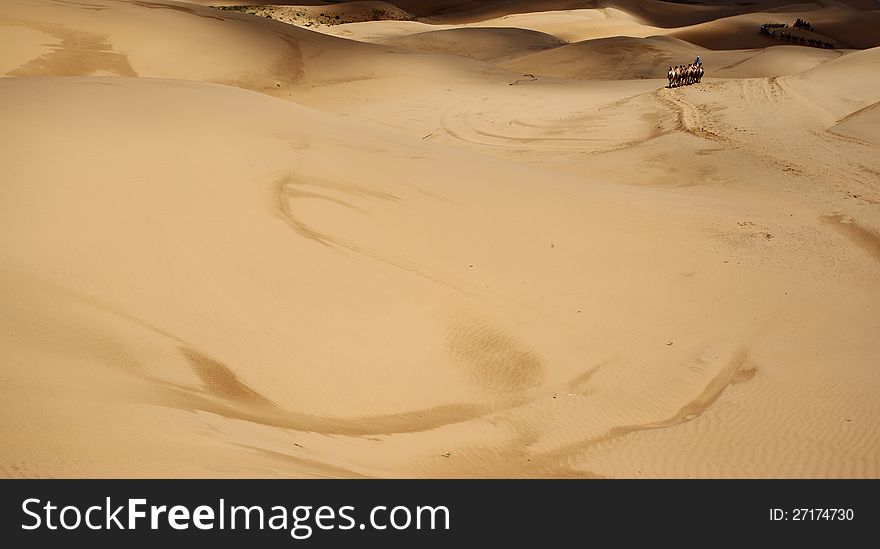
[667,62,703,88]
[676,65,685,86]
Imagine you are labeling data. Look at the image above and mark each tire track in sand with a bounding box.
[653,87,729,144]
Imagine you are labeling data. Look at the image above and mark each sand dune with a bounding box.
[316,6,667,44]
[382,27,566,61]
[501,35,842,80]
[830,102,880,145]
[316,9,662,45]
[199,0,794,24]
[465,7,667,41]
[668,8,877,50]
[1,0,879,478]
[501,35,703,80]
[216,1,413,28]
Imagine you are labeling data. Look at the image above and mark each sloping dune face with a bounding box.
[1,0,879,478]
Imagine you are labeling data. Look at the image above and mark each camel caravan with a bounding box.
[760,20,834,49]
[667,58,704,88]
[793,18,814,32]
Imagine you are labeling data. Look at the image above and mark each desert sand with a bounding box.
[1,0,878,478]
